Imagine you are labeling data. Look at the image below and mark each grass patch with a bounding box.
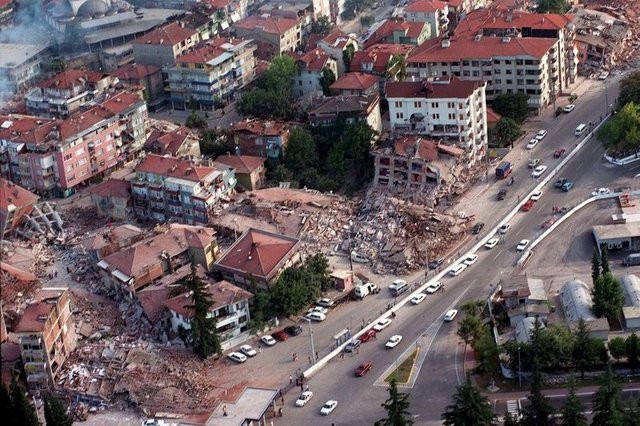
[385,349,418,384]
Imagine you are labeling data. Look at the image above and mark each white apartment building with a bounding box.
[292,48,338,98]
[385,76,487,165]
[406,35,561,114]
[404,0,449,38]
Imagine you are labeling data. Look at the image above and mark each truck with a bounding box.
[623,253,640,266]
[353,282,379,299]
[495,161,512,179]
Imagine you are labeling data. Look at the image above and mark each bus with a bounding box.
[389,279,408,297]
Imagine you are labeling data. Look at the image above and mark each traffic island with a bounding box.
[384,349,419,384]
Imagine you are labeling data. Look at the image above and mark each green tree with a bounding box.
[623,397,640,426]
[343,43,355,72]
[503,412,520,426]
[474,327,500,378]
[559,377,587,426]
[601,245,610,273]
[340,121,376,190]
[457,313,483,345]
[572,319,596,379]
[199,129,237,158]
[441,374,493,426]
[386,54,407,81]
[535,0,571,13]
[592,364,625,426]
[183,267,221,358]
[185,111,207,129]
[592,247,601,284]
[627,333,640,372]
[592,272,624,322]
[376,378,413,426]
[319,66,336,96]
[284,128,319,177]
[619,70,640,108]
[520,364,554,426]
[608,337,627,362]
[491,117,522,148]
[1,383,17,426]
[492,93,530,123]
[10,379,38,426]
[303,253,331,291]
[44,394,73,426]
[597,102,640,153]
[360,14,375,27]
[460,300,484,316]
[310,16,332,35]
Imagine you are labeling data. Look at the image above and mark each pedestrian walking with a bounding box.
[223,405,227,417]
[281,396,284,405]
[300,383,304,391]
[258,344,261,353]
[289,375,293,384]
[308,355,312,364]
[315,351,318,360]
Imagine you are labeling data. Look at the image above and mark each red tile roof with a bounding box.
[144,126,195,156]
[0,0,13,8]
[231,119,288,136]
[351,44,415,74]
[385,76,483,99]
[37,69,110,90]
[234,15,299,35]
[330,72,379,91]
[294,48,333,71]
[112,63,161,80]
[404,0,448,13]
[0,115,56,145]
[163,279,253,319]
[82,224,145,253]
[88,178,131,199]
[407,35,557,63]
[365,19,427,48]
[394,136,439,161]
[486,106,502,124]
[136,154,216,182]
[177,37,242,64]
[213,155,265,175]
[455,9,574,38]
[100,91,144,115]
[0,261,38,283]
[318,30,352,49]
[132,21,198,46]
[14,289,67,333]
[0,178,38,212]
[215,228,299,280]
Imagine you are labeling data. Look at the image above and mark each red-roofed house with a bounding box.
[308,94,382,134]
[131,154,236,225]
[233,15,301,56]
[315,30,359,76]
[82,224,146,263]
[329,72,379,96]
[214,228,301,288]
[14,288,77,389]
[25,69,114,118]
[131,21,201,67]
[144,125,201,158]
[164,275,253,350]
[112,63,164,105]
[385,76,487,165]
[364,18,431,49]
[291,48,338,98]
[88,178,132,220]
[230,119,290,159]
[213,154,266,191]
[0,178,38,236]
[404,0,449,38]
[351,44,415,77]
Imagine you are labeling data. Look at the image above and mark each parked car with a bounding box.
[448,263,467,276]
[355,361,373,376]
[531,165,548,178]
[497,189,507,200]
[373,318,392,331]
[561,181,574,192]
[470,222,485,234]
[385,335,403,349]
[498,223,511,234]
[285,325,303,336]
[295,391,313,407]
[516,239,530,252]
[484,238,499,249]
[528,158,540,168]
[239,345,257,357]
[320,400,338,415]
[530,191,542,201]
[526,139,539,149]
[554,148,566,158]
[425,282,443,294]
[535,129,548,140]
[563,104,575,113]
[344,339,361,353]
[260,335,276,346]
[428,258,444,269]
[306,312,327,322]
[272,330,289,341]
[444,309,458,322]
[227,352,247,363]
[555,178,568,188]
[316,298,335,308]
[598,71,609,80]
[462,254,478,266]
[358,330,377,343]
[307,306,329,315]
[411,293,427,304]
[592,187,611,196]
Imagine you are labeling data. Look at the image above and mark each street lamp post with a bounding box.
[304,318,317,363]
[518,344,522,388]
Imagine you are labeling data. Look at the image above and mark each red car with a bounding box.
[554,148,566,158]
[358,329,377,343]
[521,200,534,212]
[355,361,373,377]
[272,330,289,341]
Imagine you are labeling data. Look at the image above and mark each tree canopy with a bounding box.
[592,364,625,426]
[535,0,571,13]
[182,267,221,358]
[618,70,640,108]
[310,16,332,35]
[44,394,73,426]
[492,93,530,123]
[8,379,38,426]
[442,374,493,426]
[376,379,414,426]
[592,272,624,322]
[559,377,587,426]
[597,102,640,153]
[490,117,522,148]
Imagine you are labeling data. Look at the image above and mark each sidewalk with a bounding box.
[485,382,640,402]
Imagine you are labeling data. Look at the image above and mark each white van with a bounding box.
[306,312,327,322]
[448,263,467,276]
[575,123,587,136]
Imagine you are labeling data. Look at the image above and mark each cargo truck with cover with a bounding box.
[353,282,379,299]
[495,161,512,179]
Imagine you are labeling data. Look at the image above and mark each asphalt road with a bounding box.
[277,75,639,424]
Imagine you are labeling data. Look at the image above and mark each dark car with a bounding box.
[554,178,568,188]
[470,222,485,234]
[428,258,444,270]
[554,148,566,158]
[497,189,507,200]
[358,329,377,343]
[355,361,373,377]
[284,325,303,336]
[272,330,289,341]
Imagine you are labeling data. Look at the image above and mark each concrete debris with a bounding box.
[15,202,65,243]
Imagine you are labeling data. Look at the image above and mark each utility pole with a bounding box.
[304,318,316,363]
[518,344,522,388]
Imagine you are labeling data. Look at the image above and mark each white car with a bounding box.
[531,165,548,178]
[598,71,609,80]
[535,129,548,140]
[526,139,539,150]
[563,104,576,113]
[592,187,611,196]
[307,306,329,315]
[320,400,338,415]
[239,344,257,357]
[444,309,458,322]
[425,282,443,294]
[385,335,403,349]
[306,312,327,322]
[449,263,467,276]
[227,352,247,363]
[373,318,392,331]
[316,298,335,308]
[295,391,314,407]
[516,239,530,252]
[411,293,427,304]
[260,335,277,346]
[498,224,511,234]
[462,254,478,266]
[484,237,499,249]
[530,191,542,201]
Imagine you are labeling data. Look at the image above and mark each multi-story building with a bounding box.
[404,0,449,38]
[230,119,290,159]
[214,154,266,191]
[329,72,380,96]
[385,76,487,164]
[0,178,39,236]
[98,224,219,299]
[314,30,359,76]
[14,288,77,390]
[112,64,165,108]
[308,94,383,134]
[233,15,301,57]
[0,43,49,94]
[405,35,561,114]
[351,44,415,78]
[364,18,431,48]
[166,37,257,111]
[445,0,486,28]
[88,178,132,221]
[144,125,201,158]
[0,0,14,29]
[131,154,236,225]
[0,90,147,197]
[329,0,346,24]
[131,21,200,67]
[100,45,134,72]
[82,223,146,263]
[164,275,254,350]
[25,69,114,118]
[291,48,338,98]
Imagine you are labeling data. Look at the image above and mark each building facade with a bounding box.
[230,120,290,159]
[291,49,338,98]
[0,178,39,236]
[404,0,449,38]
[131,21,200,67]
[308,94,383,135]
[0,44,49,94]
[315,30,359,77]
[233,15,301,56]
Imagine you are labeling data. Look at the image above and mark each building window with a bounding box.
[64,153,72,161]
[448,113,455,119]
[414,101,421,108]
[396,112,404,119]
[447,102,455,108]
[395,101,402,107]
[432,113,439,119]
[472,71,480,77]
[431,102,438,108]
